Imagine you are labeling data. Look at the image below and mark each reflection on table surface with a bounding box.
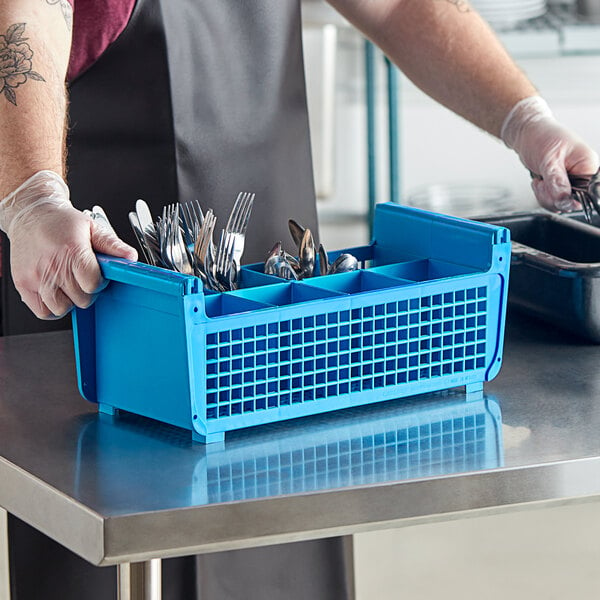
[74,391,503,514]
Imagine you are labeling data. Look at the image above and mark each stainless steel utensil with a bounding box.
[299,228,315,278]
[329,253,359,274]
[179,204,195,247]
[214,229,238,291]
[264,242,300,280]
[223,191,255,272]
[135,199,159,265]
[275,257,299,280]
[135,199,155,235]
[318,243,329,276]
[128,211,153,264]
[181,199,204,244]
[157,207,172,269]
[88,205,116,234]
[283,252,302,276]
[194,210,218,288]
[167,204,194,275]
[125,194,255,284]
[569,172,600,224]
[264,242,282,276]
[530,170,600,224]
[288,219,305,248]
[267,220,359,281]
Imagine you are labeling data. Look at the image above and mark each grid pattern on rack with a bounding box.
[204,286,488,420]
[206,413,490,502]
[206,286,487,419]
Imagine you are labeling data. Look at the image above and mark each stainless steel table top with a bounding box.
[0,310,599,566]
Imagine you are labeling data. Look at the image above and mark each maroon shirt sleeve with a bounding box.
[66,0,136,81]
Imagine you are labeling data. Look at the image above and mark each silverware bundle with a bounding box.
[126,197,358,289]
[264,219,359,280]
[129,193,255,291]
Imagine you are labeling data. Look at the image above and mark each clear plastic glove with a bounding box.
[501,96,600,212]
[0,170,137,320]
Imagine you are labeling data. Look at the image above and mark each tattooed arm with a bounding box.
[325,0,536,137]
[0,0,136,320]
[0,0,71,197]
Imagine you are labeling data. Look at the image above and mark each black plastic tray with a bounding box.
[478,210,600,342]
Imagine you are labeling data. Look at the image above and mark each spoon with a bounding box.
[329,253,359,274]
[299,228,315,278]
[288,219,305,248]
[318,243,329,276]
[264,241,283,275]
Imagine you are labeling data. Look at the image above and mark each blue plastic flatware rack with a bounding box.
[72,203,511,443]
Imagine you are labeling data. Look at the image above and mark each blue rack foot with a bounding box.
[465,382,484,401]
[192,430,225,444]
[98,403,117,416]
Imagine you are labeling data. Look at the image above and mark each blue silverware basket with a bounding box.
[72,203,510,443]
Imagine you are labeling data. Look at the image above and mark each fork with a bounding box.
[224,192,255,271]
[214,229,237,291]
[181,199,204,244]
[212,192,255,289]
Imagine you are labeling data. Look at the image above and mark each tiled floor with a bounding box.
[353,502,600,600]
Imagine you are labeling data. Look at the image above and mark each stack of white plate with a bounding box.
[471,0,547,27]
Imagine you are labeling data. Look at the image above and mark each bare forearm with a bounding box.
[327,0,537,136]
[0,0,71,198]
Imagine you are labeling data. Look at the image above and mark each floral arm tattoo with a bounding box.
[45,0,73,29]
[0,23,45,106]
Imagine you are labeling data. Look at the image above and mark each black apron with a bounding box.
[7,1,349,598]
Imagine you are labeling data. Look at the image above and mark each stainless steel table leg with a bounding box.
[118,559,162,600]
[0,508,10,600]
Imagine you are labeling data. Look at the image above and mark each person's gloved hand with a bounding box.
[501,96,600,211]
[0,170,137,320]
